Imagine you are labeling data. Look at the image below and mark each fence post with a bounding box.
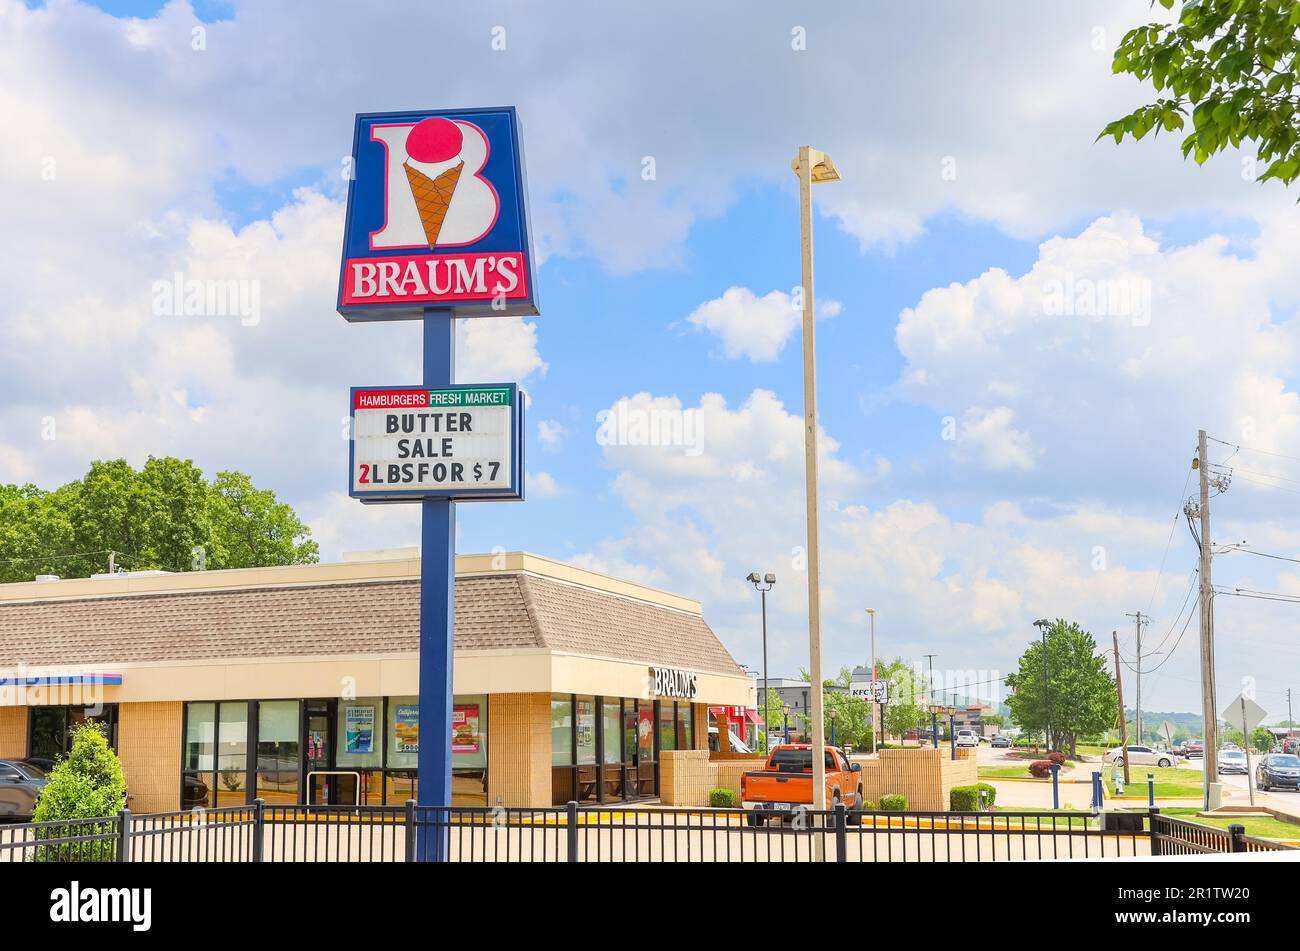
[566,801,579,862]
[1050,763,1060,810]
[834,802,847,863]
[1091,771,1102,810]
[252,797,266,863]
[1228,822,1247,853]
[1147,772,1155,807]
[116,808,131,863]
[405,799,417,862]
[1148,807,1161,856]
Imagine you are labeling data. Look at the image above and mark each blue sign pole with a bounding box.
[416,308,456,861]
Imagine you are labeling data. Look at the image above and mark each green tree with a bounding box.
[1253,726,1275,752]
[0,457,318,582]
[1101,0,1300,187]
[1005,619,1116,757]
[32,722,128,861]
[880,657,928,743]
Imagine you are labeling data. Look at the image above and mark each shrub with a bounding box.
[861,800,877,811]
[879,793,907,812]
[1047,751,1066,767]
[709,788,738,808]
[32,722,128,861]
[1029,760,1052,778]
[950,785,980,811]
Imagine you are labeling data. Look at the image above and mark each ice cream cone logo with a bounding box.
[403,117,465,248]
[368,117,498,251]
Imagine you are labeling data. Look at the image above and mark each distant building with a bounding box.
[755,678,847,738]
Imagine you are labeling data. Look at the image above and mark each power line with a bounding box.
[1207,435,1300,465]
[0,548,139,569]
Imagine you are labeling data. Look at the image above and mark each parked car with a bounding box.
[1222,742,1240,752]
[1256,753,1300,791]
[0,758,48,820]
[1217,749,1249,775]
[991,735,1011,748]
[1102,745,1175,768]
[1283,737,1300,755]
[955,730,978,748]
[740,744,864,826]
[1183,740,1204,758]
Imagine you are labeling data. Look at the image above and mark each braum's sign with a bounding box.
[349,384,523,501]
[651,667,698,699]
[337,107,538,321]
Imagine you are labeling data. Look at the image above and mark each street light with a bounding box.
[947,705,958,761]
[792,145,840,850]
[927,703,945,749]
[1033,618,1051,752]
[747,571,776,752]
[782,703,792,744]
[866,608,881,749]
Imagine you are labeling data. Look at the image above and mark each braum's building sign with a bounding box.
[350,384,523,501]
[651,666,698,699]
[337,107,538,321]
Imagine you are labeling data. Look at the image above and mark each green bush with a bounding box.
[709,787,738,808]
[879,793,908,812]
[861,800,877,811]
[32,722,128,861]
[950,785,980,811]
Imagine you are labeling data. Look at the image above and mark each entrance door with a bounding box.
[622,706,640,800]
[304,702,333,805]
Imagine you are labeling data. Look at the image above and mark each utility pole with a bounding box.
[923,654,937,748]
[1113,631,1130,786]
[1125,611,1148,742]
[1193,429,1220,801]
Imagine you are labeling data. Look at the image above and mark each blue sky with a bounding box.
[4,0,1300,715]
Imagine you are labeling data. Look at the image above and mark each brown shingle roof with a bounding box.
[0,572,743,676]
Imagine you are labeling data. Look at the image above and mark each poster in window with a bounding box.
[395,704,419,753]
[452,704,481,754]
[345,704,375,754]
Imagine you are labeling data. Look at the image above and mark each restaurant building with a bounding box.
[0,552,753,813]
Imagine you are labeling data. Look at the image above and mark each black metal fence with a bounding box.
[1,802,1293,862]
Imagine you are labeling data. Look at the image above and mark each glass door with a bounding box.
[622,705,640,800]
[304,701,335,805]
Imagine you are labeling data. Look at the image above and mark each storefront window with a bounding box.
[452,695,487,807]
[182,702,216,808]
[216,703,248,806]
[551,695,574,804]
[676,703,693,750]
[29,705,119,762]
[658,701,676,752]
[386,697,419,770]
[336,698,382,805]
[256,701,299,805]
[602,699,623,801]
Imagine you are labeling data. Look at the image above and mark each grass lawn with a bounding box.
[978,765,1041,779]
[1107,767,1203,798]
[1160,808,1300,841]
[1076,744,1106,757]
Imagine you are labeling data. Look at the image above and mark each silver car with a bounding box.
[1102,745,1175,768]
[1217,749,1249,775]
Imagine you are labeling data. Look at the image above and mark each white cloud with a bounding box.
[537,419,567,452]
[528,471,563,498]
[687,287,798,362]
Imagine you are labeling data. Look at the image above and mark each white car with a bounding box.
[1102,745,1174,768]
[955,730,978,748]
[1217,749,1249,775]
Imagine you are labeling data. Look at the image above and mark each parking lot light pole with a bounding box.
[947,706,957,760]
[928,703,944,749]
[783,704,791,744]
[747,571,776,752]
[792,144,840,862]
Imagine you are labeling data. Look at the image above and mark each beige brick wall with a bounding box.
[487,692,551,808]
[660,751,765,805]
[850,748,979,810]
[0,706,28,758]
[117,701,183,814]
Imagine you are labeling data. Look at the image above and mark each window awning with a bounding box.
[709,705,763,726]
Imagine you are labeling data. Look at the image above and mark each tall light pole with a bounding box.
[1033,619,1051,751]
[747,571,776,752]
[792,144,840,858]
[865,608,883,750]
[923,653,937,747]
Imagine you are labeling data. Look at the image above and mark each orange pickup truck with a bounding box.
[739,744,864,826]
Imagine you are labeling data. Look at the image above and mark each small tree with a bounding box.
[32,722,128,861]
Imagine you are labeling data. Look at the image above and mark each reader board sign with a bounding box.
[337,107,538,321]
[349,383,523,502]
